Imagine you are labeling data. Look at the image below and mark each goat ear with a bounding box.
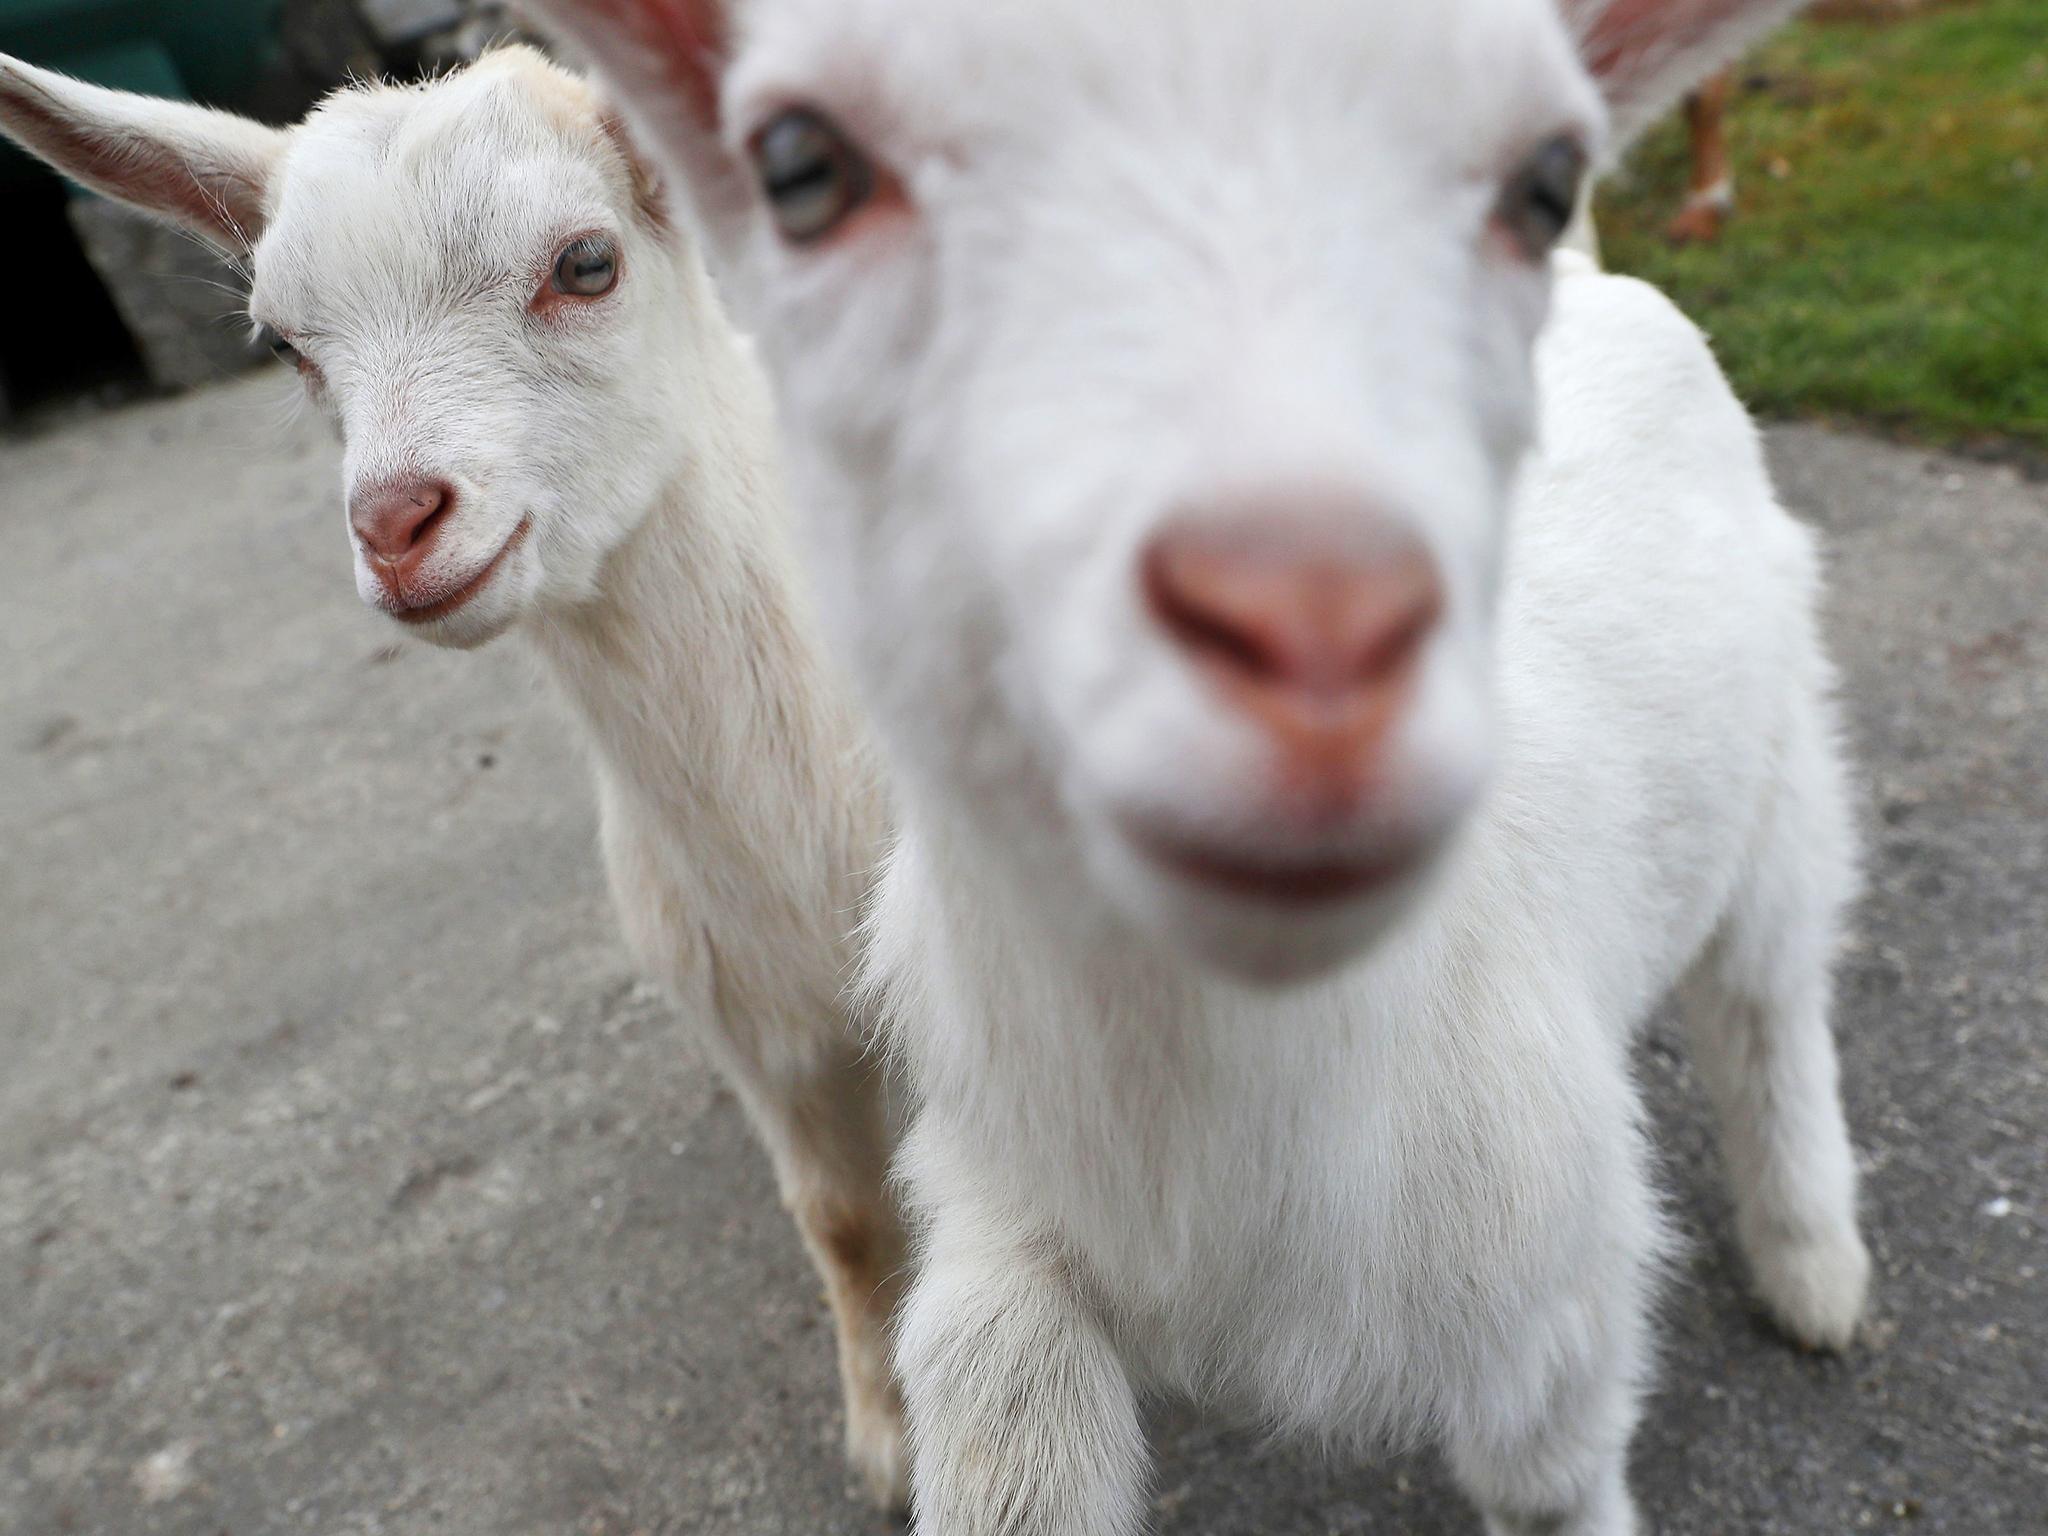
[522,1,754,250]
[1561,0,1806,150]
[0,52,286,253]
[597,106,674,230]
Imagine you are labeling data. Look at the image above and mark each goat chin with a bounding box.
[1101,853,1446,988]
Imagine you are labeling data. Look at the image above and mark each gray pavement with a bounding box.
[1,376,2043,1535]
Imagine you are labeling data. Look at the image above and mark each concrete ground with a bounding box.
[1,375,2042,1535]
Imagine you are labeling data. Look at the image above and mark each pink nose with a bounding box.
[1141,516,1443,772]
[350,477,453,581]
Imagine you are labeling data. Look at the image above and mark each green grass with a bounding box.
[1597,0,2048,451]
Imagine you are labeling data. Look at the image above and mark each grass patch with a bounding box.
[1597,0,2048,451]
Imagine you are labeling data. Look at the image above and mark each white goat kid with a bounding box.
[0,46,910,1509]
[532,1,1874,1532]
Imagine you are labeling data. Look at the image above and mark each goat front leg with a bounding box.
[1443,1120,1657,1536]
[699,1015,909,1513]
[1449,1277,1654,1536]
[1676,706,1869,1353]
[615,841,911,1507]
[1449,1355,1643,1536]
[897,1216,1148,1536]
[770,1054,913,1512]
[652,932,903,1506]
[1667,69,1736,245]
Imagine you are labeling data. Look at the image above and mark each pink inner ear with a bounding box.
[2,77,257,242]
[1577,0,1750,78]
[598,0,728,127]
[598,111,672,229]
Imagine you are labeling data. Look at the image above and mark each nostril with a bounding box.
[409,494,448,549]
[1143,542,1285,679]
[1141,520,1443,701]
[350,478,455,566]
[1352,564,1442,682]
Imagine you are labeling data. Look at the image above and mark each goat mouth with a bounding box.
[1126,822,1419,907]
[388,520,532,625]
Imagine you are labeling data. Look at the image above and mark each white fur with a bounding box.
[535,1,1870,1529]
[0,46,910,1510]
[871,260,1869,1534]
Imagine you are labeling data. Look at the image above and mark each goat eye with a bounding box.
[750,108,874,244]
[1497,135,1587,258]
[551,236,619,297]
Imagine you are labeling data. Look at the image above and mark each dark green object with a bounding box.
[0,0,284,183]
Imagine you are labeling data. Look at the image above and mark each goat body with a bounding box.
[869,261,1865,1535]
[529,1,1868,1532]
[0,45,910,1509]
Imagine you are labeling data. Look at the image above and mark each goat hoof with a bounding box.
[1752,1223,1871,1353]
[1665,203,1726,245]
[848,1395,911,1516]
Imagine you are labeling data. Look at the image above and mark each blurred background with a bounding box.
[1599,0,2045,464]
[0,0,2041,455]
[0,0,525,419]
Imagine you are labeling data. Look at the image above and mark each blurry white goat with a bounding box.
[527,2,1870,1532]
[0,44,909,1509]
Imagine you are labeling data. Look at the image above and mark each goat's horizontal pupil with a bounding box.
[753,109,873,240]
[768,160,837,197]
[1498,135,1585,255]
[554,239,618,296]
